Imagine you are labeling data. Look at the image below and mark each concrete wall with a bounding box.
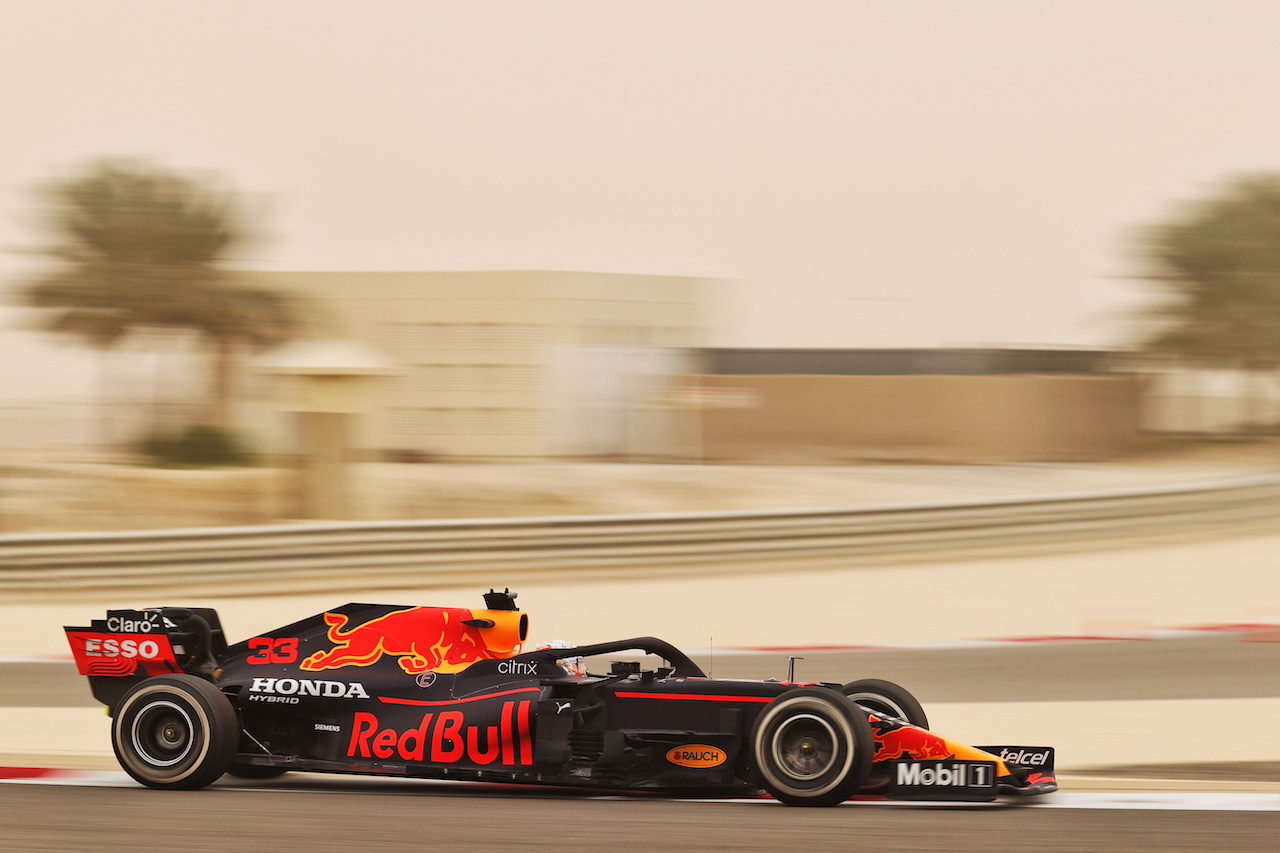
[254,271,718,459]
[683,374,1143,463]
[548,345,698,459]
[1141,368,1280,433]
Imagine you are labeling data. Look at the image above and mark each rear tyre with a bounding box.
[750,688,874,806]
[111,674,238,790]
[842,678,928,793]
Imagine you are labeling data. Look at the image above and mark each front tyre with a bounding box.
[111,674,238,790]
[842,678,928,793]
[841,678,928,729]
[750,688,874,806]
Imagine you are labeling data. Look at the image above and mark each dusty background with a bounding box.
[4,439,1279,534]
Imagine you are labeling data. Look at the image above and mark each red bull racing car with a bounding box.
[63,590,1056,806]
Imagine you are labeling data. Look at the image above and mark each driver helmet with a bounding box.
[533,639,587,676]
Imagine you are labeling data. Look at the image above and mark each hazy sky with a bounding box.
[4,1,1280,349]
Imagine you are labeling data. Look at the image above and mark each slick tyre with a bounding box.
[750,688,874,807]
[841,678,928,730]
[841,678,928,793]
[111,674,238,790]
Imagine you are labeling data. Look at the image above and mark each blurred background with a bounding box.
[5,4,1280,501]
[2,0,1280,791]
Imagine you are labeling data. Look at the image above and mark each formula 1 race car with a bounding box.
[64,591,1056,806]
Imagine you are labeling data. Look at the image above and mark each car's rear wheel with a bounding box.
[842,678,928,792]
[111,674,238,790]
[750,688,874,806]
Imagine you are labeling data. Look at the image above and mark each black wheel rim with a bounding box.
[131,701,195,768]
[771,713,839,782]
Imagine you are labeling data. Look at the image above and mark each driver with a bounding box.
[532,638,587,676]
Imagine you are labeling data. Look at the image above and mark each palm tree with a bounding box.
[1136,174,1280,430]
[21,159,299,430]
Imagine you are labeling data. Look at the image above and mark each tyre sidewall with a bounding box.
[111,675,236,790]
[841,678,928,730]
[842,678,929,794]
[750,688,872,806]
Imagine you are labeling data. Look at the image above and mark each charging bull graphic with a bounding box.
[867,714,1019,784]
[300,606,527,674]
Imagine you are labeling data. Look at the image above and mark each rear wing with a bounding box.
[64,608,228,710]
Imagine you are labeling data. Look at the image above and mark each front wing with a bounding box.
[867,711,1057,800]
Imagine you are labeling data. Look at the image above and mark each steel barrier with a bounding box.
[4,473,1280,597]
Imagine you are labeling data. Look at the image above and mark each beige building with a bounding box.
[686,373,1143,463]
[1,274,1146,467]
[254,271,720,459]
[679,349,1144,463]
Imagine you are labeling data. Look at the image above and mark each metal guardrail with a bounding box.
[4,473,1280,597]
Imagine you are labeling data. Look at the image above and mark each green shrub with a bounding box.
[140,426,253,467]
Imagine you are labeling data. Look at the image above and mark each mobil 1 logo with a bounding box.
[887,758,998,802]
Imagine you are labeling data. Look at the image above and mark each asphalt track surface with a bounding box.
[3,779,1279,853]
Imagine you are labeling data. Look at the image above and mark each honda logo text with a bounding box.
[249,678,370,703]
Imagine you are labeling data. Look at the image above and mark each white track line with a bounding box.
[3,772,1278,810]
[1019,792,1280,811]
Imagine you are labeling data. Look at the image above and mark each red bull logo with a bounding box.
[347,701,533,766]
[300,606,527,674]
[872,723,953,763]
[868,714,1011,777]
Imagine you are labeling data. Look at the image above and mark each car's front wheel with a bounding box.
[750,688,873,806]
[111,674,238,790]
[841,678,928,729]
[842,678,929,793]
